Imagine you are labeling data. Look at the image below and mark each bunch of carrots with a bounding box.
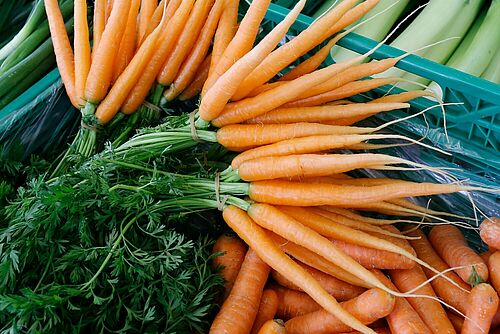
[44,0,500,333]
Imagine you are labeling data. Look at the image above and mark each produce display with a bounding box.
[0,0,499,333]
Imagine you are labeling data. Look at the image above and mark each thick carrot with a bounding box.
[447,312,464,332]
[489,251,500,294]
[176,53,212,101]
[93,0,106,54]
[212,234,247,300]
[372,270,431,334]
[480,249,495,263]
[157,0,215,86]
[389,266,456,334]
[272,284,321,319]
[210,248,270,334]
[202,0,272,95]
[112,0,140,83]
[223,205,377,334]
[461,283,499,334]
[231,0,360,100]
[480,218,500,250]
[257,319,285,334]
[245,102,409,124]
[370,90,433,104]
[251,289,280,334]
[121,0,195,114]
[44,0,78,107]
[137,0,156,43]
[199,0,304,122]
[406,227,471,314]
[74,0,91,105]
[429,225,489,285]
[271,263,366,301]
[284,288,395,334]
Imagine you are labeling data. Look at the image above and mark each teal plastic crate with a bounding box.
[264,3,500,178]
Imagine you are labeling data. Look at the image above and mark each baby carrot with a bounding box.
[176,53,213,101]
[257,319,285,334]
[480,218,500,250]
[251,289,279,334]
[462,283,499,334]
[74,0,91,105]
[489,251,500,294]
[93,0,106,54]
[137,0,156,43]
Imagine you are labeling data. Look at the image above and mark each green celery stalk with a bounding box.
[481,44,500,84]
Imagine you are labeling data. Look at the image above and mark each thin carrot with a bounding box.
[231,0,360,100]
[462,283,499,334]
[137,0,167,47]
[370,90,433,104]
[176,53,212,101]
[137,0,156,43]
[210,248,270,334]
[85,0,131,104]
[244,82,287,99]
[489,251,500,294]
[202,0,272,95]
[121,0,195,114]
[258,319,285,334]
[389,266,456,334]
[44,0,78,107]
[251,289,279,334]
[320,206,411,226]
[223,205,377,334]
[93,0,106,54]
[245,102,409,124]
[284,288,395,334]
[112,0,140,83]
[199,0,304,122]
[372,270,431,334]
[157,0,216,86]
[429,225,489,285]
[105,0,114,22]
[480,218,500,250]
[74,0,90,105]
[340,328,391,334]
[212,234,247,300]
[406,227,471,314]
[326,0,381,36]
[447,312,464,332]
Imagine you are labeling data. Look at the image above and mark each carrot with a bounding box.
[105,0,114,22]
[93,0,106,54]
[85,0,131,104]
[137,0,156,44]
[285,288,395,334]
[340,329,391,334]
[271,264,366,301]
[326,0,381,35]
[223,205,377,334]
[199,0,304,122]
[202,0,272,95]
[257,319,285,334]
[389,266,456,334]
[137,0,168,47]
[212,234,247,300]
[429,225,489,285]
[210,248,270,334]
[251,289,279,334]
[230,0,360,100]
[319,206,410,226]
[373,270,432,334]
[480,218,500,250]
[112,0,140,83]
[157,0,216,86]
[44,0,78,107]
[272,284,321,319]
[447,312,464,332]
[489,251,500,294]
[176,53,212,101]
[121,0,195,114]
[406,227,471,314]
[462,283,499,334]
[245,102,409,124]
[74,0,91,105]
[283,77,399,108]
[370,90,434,104]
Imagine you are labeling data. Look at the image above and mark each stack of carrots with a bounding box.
[44,1,500,333]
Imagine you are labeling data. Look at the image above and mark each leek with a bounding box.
[481,46,500,84]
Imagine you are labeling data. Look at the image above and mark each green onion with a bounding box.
[481,45,500,84]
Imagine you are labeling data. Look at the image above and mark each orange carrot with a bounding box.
[480,218,500,250]
[137,0,168,47]
[429,225,489,285]
[462,283,499,334]
[44,0,78,107]
[121,0,194,114]
[489,251,500,294]
[370,90,433,104]
[479,249,495,263]
[202,0,272,95]
[272,284,321,319]
[85,0,131,104]
[93,0,106,54]
[112,0,140,83]
[210,248,270,334]
[389,266,456,334]
[212,234,247,300]
[74,0,91,105]
[176,53,212,101]
[137,0,156,43]
[326,0,381,36]
[373,270,431,334]
[251,289,280,334]
[285,288,395,334]
[199,0,304,122]
[223,205,377,334]
[257,319,286,334]
[340,328,391,334]
[406,227,471,314]
[447,312,464,332]
[157,0,216,86]
[105,0,114,22]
